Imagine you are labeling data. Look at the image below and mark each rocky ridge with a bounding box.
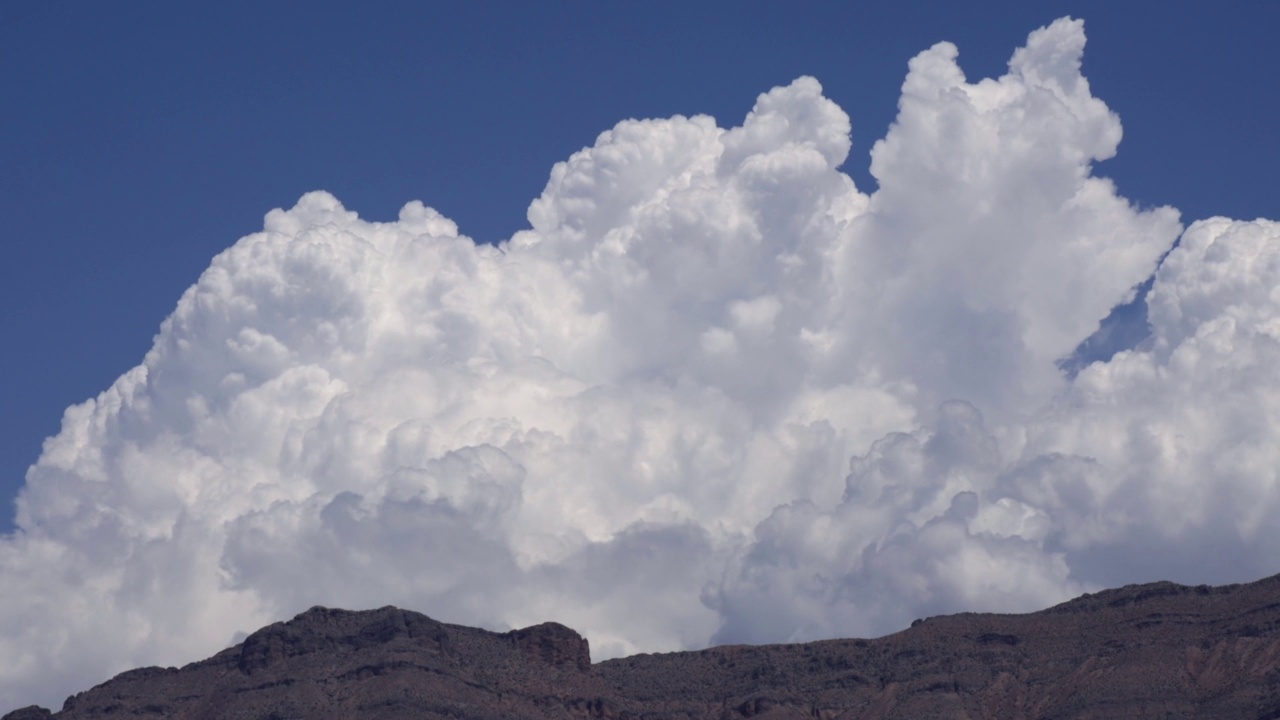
[7,574,1280,719]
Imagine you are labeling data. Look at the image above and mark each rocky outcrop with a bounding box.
[8,573,1280,719]
[235,605,456,676]
[507,622,592,673]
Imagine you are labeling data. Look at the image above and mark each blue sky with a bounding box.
[2,4,1277,532]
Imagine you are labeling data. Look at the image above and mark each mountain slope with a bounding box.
[7,574,1280,719]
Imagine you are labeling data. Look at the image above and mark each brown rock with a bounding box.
[507,622,592,673]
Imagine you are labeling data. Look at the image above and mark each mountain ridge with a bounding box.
[8,573,1280,719]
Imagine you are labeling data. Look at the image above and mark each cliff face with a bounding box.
[8,574,1280,720]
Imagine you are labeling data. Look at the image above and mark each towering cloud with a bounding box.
[2,17,1274,711]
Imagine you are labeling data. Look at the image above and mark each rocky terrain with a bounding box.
[7,574,1280,719]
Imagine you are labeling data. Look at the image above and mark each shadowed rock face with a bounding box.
[8,574,1280,719]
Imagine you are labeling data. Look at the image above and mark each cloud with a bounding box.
[1018,216,1280,587]
[711,214,1280,646]
[3,16,1274,711]
[709,401,1082,646]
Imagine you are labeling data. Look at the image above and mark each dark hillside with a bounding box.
[8,574,1280,719]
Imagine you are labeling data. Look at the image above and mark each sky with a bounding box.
[2,1,1279,711]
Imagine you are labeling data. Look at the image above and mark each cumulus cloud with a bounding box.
[2,16,1275,710]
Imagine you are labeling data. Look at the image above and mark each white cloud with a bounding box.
[3,16,1275,712]
[862,18,1179,419]
[709,402,1083,646]
[1015,216,1280,587]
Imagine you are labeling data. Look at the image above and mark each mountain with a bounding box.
[7,574,1280,719]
